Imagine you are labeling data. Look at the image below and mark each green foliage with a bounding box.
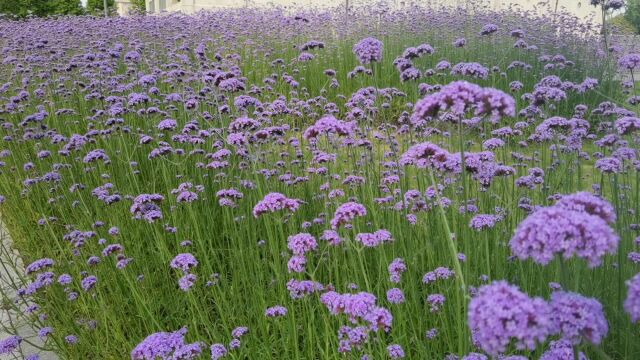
[624,0,640,33]
[86,0,115,15]
[53,0,85,15]
[612,14,637,34]
[0,0,84,17]
[131,0,146,13]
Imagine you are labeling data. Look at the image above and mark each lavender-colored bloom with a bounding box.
[265,305,288,317]
[411,81,515,125]
[618,53,640,70]
[387,344,405,359]
[331,201,366,229]
[178,274,197,291]
[509,205,618,267]
[353,37,383,64]
[554,192,616,224]
[549,291,608,345]
[355,229,393,247]
[287,279,324,299]
[388,258,407,283]
[210,343,227,359]
[170,253,198,272]
[625,272,640,323]
[615,116,640,134]
[595,157,623,173]
[25,258,54,274]
[470,214,500,230]
[426,293,446,312]
[540,339,588,360]
[252,193,302,218]
[386,288,405,304]
[81,275,97,291]
[131,327,198,360]
[287,233,317,255]
[231,326,249,338]
[451,62,489,79]
[462,353,487,360]
[303,115,356,139]
[480,23,498,35]
[0,335,21,355]
[468,281,551,355]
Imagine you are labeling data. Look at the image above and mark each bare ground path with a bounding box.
[0,225,58,360]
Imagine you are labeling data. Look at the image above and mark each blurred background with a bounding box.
[0,0,637,34]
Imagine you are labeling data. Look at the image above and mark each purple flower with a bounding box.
[451,62,489,79]
[25,258,54,274]
[81,275,97,292]
[540,339,588,360]
[549,291,608,345]
[615,116,640,134]
[386,288,405,304]
[252,193,302,218]
[286,279,324,299]
[595,157,623,173]
[330,201,366,229]
[303,115,356,139]
[426,293,446,312]
[178,274,197,291]
[131,328,200,360]
[210,343,227,359]
[470,214,501,230]
[462,353,487,360]
[625,272,640,323]
[618,53,640,70]
[388,258,407,283]
[353,37,383,64]
[231,326,249,338]
[387,344,405,359]
[265,305,288,317]
[355,229,393,247]
[287,233,317,255]
[0,335,21,355]
[554,192,616,224]
[509,204,618,267]
[411,81,515,125]
[480,23,499,35]
[468,281,552,355]
[170,253,198,272]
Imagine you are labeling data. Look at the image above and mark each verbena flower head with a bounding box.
[25,258,54,274]
[331,201,366,229]
[549,291,608,345]
[287,233,317,255]
[509,201,618,267]
[131,327,199,360]
[615,116,640,134]
[618,53,640,70]
[625,272,640,323]
[468,280,551,356]
[303,115,356,139]
[353,37,383,64]
[252,192,302,218]
[539,339,588,360]
[554,192,616,224]
[170,253,198,272]
[0,335,21,355]
[411,81,515,125]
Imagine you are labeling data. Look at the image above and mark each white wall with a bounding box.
[134,0,602,24]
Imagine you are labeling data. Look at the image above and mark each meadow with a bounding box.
[0,3,639,359]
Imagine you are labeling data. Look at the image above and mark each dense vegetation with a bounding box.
[0,3,639,360]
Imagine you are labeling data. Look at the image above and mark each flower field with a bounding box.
[0,3,639,359]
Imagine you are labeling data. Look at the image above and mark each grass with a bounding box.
[0,4,638,359]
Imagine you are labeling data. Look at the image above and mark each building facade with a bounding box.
[117,0,600,24]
